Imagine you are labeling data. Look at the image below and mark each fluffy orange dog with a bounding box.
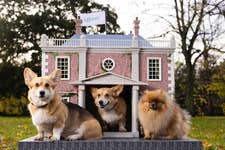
[91,85,127,132]
[138,90,190,139]
[24,68,102,141]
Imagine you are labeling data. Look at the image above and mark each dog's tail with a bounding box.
[181,109,191,138]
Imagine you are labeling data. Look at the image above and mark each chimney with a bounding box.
[133,17,140,35]
[75,16,82,34]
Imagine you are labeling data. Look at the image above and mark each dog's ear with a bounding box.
[49,69,61,83]
[24,68,37,86]
[156,89,164,95]
[90,87,98,99]
[144,90,149,94]
[139,90,148,97]
[112,85,124,96]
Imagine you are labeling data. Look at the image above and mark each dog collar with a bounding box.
[31,102,48,108]
[105,101,118,112]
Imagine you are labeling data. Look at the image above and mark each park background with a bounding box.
[0,0,224,150]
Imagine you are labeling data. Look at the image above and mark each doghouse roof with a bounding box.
[69,34,152,48]
[70,34,146,40]
[69,72,147,85]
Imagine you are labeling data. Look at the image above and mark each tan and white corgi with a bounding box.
[91,85,127,132]
[24,68,102,141]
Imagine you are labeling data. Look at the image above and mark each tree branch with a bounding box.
[188,0,205,52]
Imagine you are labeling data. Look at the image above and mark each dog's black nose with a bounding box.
[39,91,45,97]
[99,100,104,105]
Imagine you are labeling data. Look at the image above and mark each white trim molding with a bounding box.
[167,53,175,96]
[41,52,49,76]
[70,72,147,86]
[147,57,162,81]
[78,85,85,108]
[41,47,175,54]
[132,85,139,137]
[131,48,140,81]
[78,48,87,80]
[55,56,70,80]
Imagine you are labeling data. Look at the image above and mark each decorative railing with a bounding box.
[40,35,175,49]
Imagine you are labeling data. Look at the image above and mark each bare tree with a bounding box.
[137,0,225,115]
[171,0,225,115]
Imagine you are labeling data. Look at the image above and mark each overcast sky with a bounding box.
[94,0,187,62]
[94,0,225,62]
[94,0,175,38]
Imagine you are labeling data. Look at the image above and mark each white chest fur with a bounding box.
[102,110,122,124]
[32,109,57,125]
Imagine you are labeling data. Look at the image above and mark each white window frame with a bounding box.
[147,57,162,81]
[55,56,70,80]
[102,57,115,71]
[62,97,70,102]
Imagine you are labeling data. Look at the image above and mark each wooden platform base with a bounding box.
[18,137,202,150]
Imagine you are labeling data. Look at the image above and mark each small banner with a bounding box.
[78,11,106,26]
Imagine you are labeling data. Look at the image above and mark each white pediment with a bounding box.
[70,72,147,85]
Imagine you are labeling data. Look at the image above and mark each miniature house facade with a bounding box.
[40,17,175,137]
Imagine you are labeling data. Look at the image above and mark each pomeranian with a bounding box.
[24,68,102,141]
[138,89,190,139]
[91,85,127,132]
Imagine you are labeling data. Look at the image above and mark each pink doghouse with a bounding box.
[40,17,175,137]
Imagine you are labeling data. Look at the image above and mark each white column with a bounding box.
[78,85,85,108]
[132,85,139,137]
[78,36,87,108]
[167,53,175,98]
[41,52,48,76]
[40,34,49,76]
[78,51,87,80]
[132,50,140,81]
[131,35,140,81]
[78,35,87,81]
[41,52,45,76]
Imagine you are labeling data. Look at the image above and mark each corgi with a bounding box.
[91,85,127,132]
[138,90,191,139]
[24,68,102,141]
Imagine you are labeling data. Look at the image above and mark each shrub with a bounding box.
[0,96,29,116]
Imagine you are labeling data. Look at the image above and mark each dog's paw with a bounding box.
[66,134,82,141]
[165,135,176,140]
[119,127,127,132]
[144,135,151,139]
[144,133,155,140]
[48,136,60,141]
[34,135,44,141]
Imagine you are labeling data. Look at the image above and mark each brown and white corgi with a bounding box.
[24,68,102,141]
[91,85,127,132]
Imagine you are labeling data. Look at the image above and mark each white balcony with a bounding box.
[40,34,175,49]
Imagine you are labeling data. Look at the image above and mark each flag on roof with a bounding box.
[78,11,106,26]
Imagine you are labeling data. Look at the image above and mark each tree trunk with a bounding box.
[185,58,195,116]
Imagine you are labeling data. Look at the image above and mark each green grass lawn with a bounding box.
[0,116,36,150]
[189,117,225,150]
[0,116,224,150]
